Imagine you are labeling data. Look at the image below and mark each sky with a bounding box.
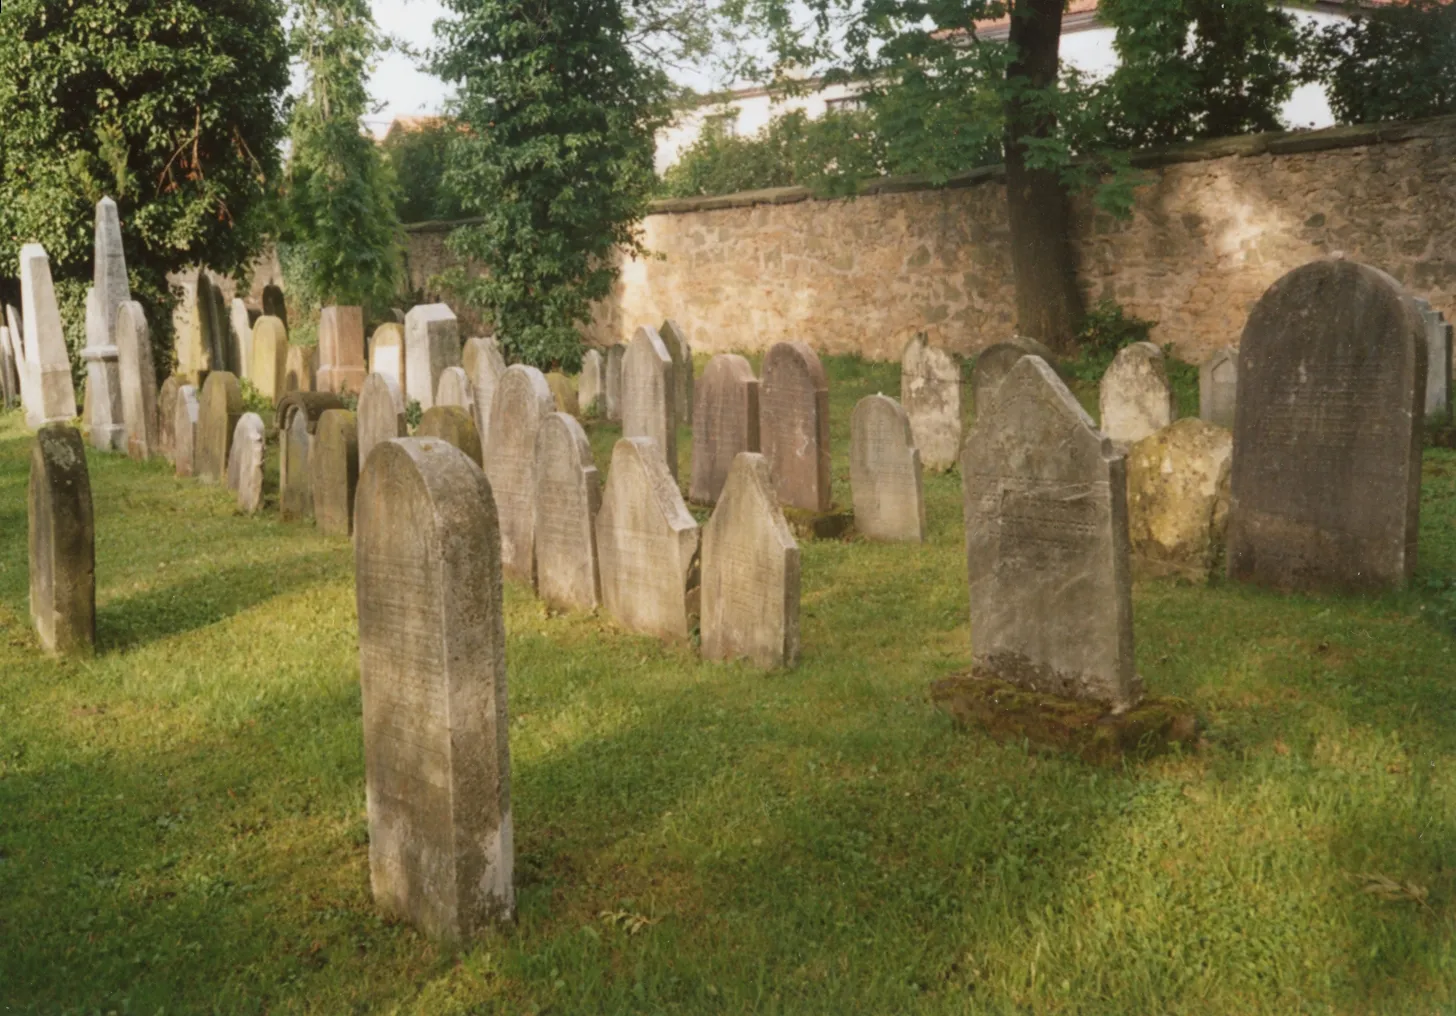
[366,0,453,136]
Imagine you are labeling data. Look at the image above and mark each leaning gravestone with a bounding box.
[83,198,129,450]
[1099,342,1175,447]
[1413,298,1452,422]
[317,305,368,395]
[850,394,926,543]
[251,316,290,403]
[690,354,759,505]
[436,365,475,413]
[281,409,315,522]
[370,323,407,394]
[1199,346,1238,431]
[355,437,514,938]
[173,385,200,478]
[312,409,360,537]
[417,406,482,468]
[227,412,267,514]
[760,341,831,513]
[660,319,694,425]
[30,424,95,656]
[1126,418,1231,583]
[20,244,79,427]
[196,371,243,484]
[357,373,406,475]
[596,437,700,641]
[405,304,460,411]
[901,333,961,472]
[486,366,556,583]
[464,337,506,454]
[1228,259,1425,592]
[961,355,1141,710]
[621,326,677,477]
[533,413,601,611]
[605,343,626,422]
[579,348,604,416]
[115,301,159,461]
[157,376,181,463]
[700,452,800,669]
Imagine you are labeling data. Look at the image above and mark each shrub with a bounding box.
[1302,0,1456,125]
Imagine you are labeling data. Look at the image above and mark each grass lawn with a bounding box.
[2,354,1455,1015]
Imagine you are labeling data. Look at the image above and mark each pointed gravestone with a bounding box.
[8,303,39,423]
[284,344,316,394]
[29,424,95,656]
[900,333,961,472]
[405,304,460,411]
[230,299,255,382]
[464,337,506,455]
[251,316,290,404]
[1199,346,1238,431]
[486,366,555,583]
[370,323,407,395]
[760,341,831,513]
[20,244,78,427]
[701,452,800,669]
[83,198,129,450]
[605,343,626,422]
[1228,260,1425,592]
[622,326,677,478]
[962,355,1141,710]
[417,405,482,468]
[355,437,514,939]
[318,306,368,395]
[579,348,604,416]
[659,319,694,426]
[262,284,287,328]
[281,409,315,522]
[157,376,181,463]
[436,365,474,413]
[227,412,267,514]
[851,394,926,543]
[114,301,159,460]
[971,343,1031,412]
[196,371,242,484]
[1413,298,1452,422]
[1099,342,1175,447]
[173,385,200,477]
[312,409,360,537]
[596,438,700,642]
[690,354,759,505]
[533,413,601,611]
[358,373,406,475]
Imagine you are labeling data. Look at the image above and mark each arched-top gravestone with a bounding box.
[850,394,925,543]
[173,385,200,477]
[405,304,460,411]
[1199,346,1237,430]
[30,424,95,656]
[486,365,556,583]
[436,366,474,413]
[622,326,676,477]
[115,301,159,461]
[317,305,367,395]
[1228,259,1426,592]
[900,333,961,472]
[579,348,604,416]
[660,319,694,425]
[961,355,1140,710]
[690,354,760,506]
[370,323,407,393]
[970,343,1030,413]
[312,409,360,537]
[464,337,506,454]
[605,343,626,422]
[281,409,315,522]
[533,413,601,611]
[355,437,514,939]
[251,316,290,403]
[701,452,800,669]
[1099,342,1175,447]
[196,371,242,484]
[760,341,831,512]
[417,406,482,468]
[227,412,267,514]
[596,438,700,642]
[358,373,406,475]
[157,377,181,463]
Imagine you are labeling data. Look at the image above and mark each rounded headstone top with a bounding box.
[763,340,827,389]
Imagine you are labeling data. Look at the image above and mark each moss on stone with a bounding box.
[781,505,854,541]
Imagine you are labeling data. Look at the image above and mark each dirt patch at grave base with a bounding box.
[930,673,1198,766]
[781,506,855,541]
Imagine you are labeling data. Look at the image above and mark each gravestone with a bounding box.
[83,198,128,450]
[605,343,626,421]
[660,319,694,425]
[900,333,962,472]
[276,391,347,434]
[173,385,200,477]
[355,437,513,938]
[200,271,237,375]
[157,376,182,463]
[284,344,316,393]
[1099,342,1175,447]
[196,371,242,484]
[533,413,602,611]
[227,412,267,514]
[689,354,759,505]
[971,343,1030,419]
[485,366,555,583]
[0,325,18,409]
[312,409,360,537]
[281,409,315,522]
[465,337,506,454]
[29,424,95,656]
[20,244,79,427]
[358,373,406,475]
[318,305,368,395]
[262,283,287,327]
[760,341,831,512]
[462,335,498,380]
[700,452,800,669]
[961,355,1140,710]
[370,323,407,394]
[1228,260,1425,592]
[579,349,604,416]
[1199,346,1238,430]
[545,372,578,415]
[621,326,677,478]
[417,406,482,468]
[251,316,290,403]
[114,301,159,460]
[405,304,460,411]
[230,299,255,381]
[436,366,474,413]
[595,438,700,641]
[7,304,38,422]
[1126,418,1232,583]
[850,394,926,542]
[1413,298,1452,422]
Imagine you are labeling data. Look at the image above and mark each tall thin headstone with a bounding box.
[579,348,604,416]
[1199,346,1238,430]
[405,304,461,411]
[115,301,159,460]
[605,343,626,422]
[196,372,242,484]
[660,319,694,425]
[8,304,39,423]
[533,413,601,611]
[281,409,315,522]
[0,324,18,409]
[370,323,407,395]
[251,316,290,404]
[358,373,406,475]
[621,326,677,478]
[230,299,255,382]
[312,410,360,537]
[83,198,129,450]
[20,244,79,426]
[29,424,95,656]
[690,354,759,505]
[900,333,961,472]
[851,394,925,543]
[485,366,555,583]
[760,341,831,513]
[318,306,368,395]
[157,376,181,463]
[227,412,267,514]
[1413,298,1451,422]
[1099,342,1175,447]
[464,336,506,454]
[173,385,200,477]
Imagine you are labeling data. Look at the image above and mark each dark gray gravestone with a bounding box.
[971,343,1032,415]
[689,354,759,505]
[30,424,95,656]
[760,341,831,512]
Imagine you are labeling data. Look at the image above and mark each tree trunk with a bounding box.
[1004,0,1085,353]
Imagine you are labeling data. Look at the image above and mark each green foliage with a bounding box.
[1064,298,1156,382]
[404,397,423,431]
[381,119,469,223]
[0,0,289,377]
[435,0,669,371]
[1302,0,1456,126]
[238,378,273,417]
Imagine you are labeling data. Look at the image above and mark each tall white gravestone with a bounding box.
[405,304,461,411]
[20,244,79,427]
[900,333,961,472]
[83,197,129,450]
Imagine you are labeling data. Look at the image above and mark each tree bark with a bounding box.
[1004,0,1085,353]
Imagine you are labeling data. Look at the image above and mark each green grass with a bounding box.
[3,355,1456,1015]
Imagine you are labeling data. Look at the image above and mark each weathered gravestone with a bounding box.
[1199,346,1238,431]
[157,376,182,463]
[464,337,506,454]
[196,372,243,484]
[486,366,556,583]
[312,409,360,537]
[436,366,475,413]
[262,283,287,327]
[230,299,255,382]
[406,304,461,411]
[227,412,267,514]
[961,355,1141,710]
[1413,298,1452,422]
[660,319,694,425]
[596,438,700,641]
[850,394,926,543]
[173,385,200,477]
[355,437,514,939]
[7,303,38,422]
[20,244,79,427]
[278,393,346,522]
[417,406,482,468]
[545,372,578,416]
[579,348,604,416]
[1099,342,1175,447]
[317,306,368,395]
[1227,260,1425,592]
[84,197,129,450]
[0,324,18,409]
[622,326,677,478]
[370,323,407,394]
[115,301,159,460]
[760,341,831,513]
[605,343,626,422]
[358,373,406,475]
[533,413,601,611]
[1126,418,1232,583]
[901,333,961,472]
[701,452,800,669]
[690,354,760,505]
[284,344,316,394]
[972,345,1031,412]
[251,316,290,403]
[30,424,95,656]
